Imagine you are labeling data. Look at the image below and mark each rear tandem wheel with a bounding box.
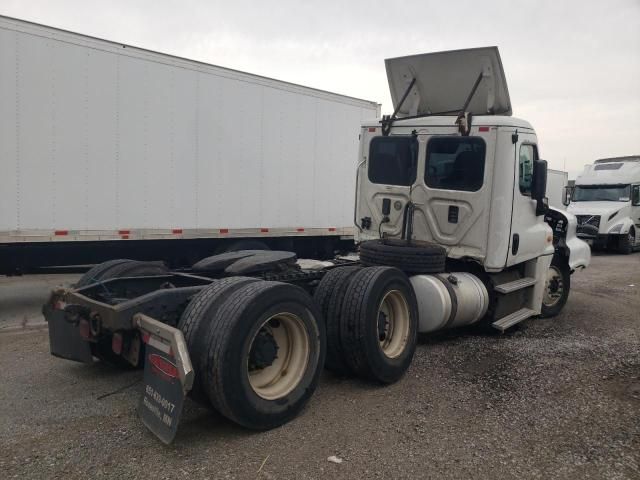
[198,280,326,430]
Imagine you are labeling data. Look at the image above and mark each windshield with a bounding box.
[572,184,630,202]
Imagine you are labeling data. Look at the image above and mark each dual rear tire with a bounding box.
[180,265,418,431]
[314,265,418,384]
[179,280,325,430]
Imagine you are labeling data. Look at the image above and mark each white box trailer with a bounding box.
[0,16,380,273]
[546,169,568,209]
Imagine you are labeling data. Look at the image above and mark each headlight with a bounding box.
[608,210,620,221]
[609,223,623,233]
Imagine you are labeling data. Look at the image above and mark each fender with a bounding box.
[545,207,591,272]
[607,216,635,235]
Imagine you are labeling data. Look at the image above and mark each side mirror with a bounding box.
[531,159,548,215]
[562,186,572,206]
[632,186,640,206]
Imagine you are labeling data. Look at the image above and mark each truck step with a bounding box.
[494,277,537,294]
[491,308,537,332]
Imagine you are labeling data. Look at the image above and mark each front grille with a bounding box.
[576,215,601,237]
[576,215,601,228]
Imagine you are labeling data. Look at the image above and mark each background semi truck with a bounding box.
[567,156,640,254]
[0,16,380,274]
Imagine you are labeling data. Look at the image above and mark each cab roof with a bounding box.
[361,115,534,130]
[577,157,640,185]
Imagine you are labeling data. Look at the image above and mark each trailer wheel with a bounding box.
[202,281,325,430]
[313,266,362,374]
[359,239,446,274]
[177,277,260,404]
[75,259,132,287]
[340,266,418,384]
[618,228,635,255]
[540,255,571,318]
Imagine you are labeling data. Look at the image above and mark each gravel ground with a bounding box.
[0,274,80,331]
[0,253,638,479]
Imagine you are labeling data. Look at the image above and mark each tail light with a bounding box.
[112,333,124,355]
[79,319,91,339]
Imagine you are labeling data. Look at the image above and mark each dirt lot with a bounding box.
[0,253,638,479]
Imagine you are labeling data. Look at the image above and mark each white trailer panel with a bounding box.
[0,16,380,242]
[546,169,569,209]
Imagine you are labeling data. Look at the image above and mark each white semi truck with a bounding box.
[0,16,380,274]
[44,47,590,444]
[567,156,640,254]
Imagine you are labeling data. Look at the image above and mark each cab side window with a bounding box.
[519,144,537,195]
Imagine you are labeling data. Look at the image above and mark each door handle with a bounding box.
[512,234,520,255]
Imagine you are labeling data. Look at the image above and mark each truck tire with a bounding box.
[177,277,260,404]
[313,266,362,374]
[75,259,133,287]
[340,266,418,384]
[618,228,635,255]
[359,239,446,274]
[540,255,571,318]
[201,281,325,430]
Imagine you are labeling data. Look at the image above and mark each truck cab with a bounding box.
[355,47,590,327]
[567,156,640,254]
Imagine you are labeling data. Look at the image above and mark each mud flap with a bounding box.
[134,314,194,444]
[45,306,93,363]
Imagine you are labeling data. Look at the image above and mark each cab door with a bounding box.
[507,133,552,265]
[408,129,495,262]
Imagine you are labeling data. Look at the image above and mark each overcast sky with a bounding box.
[2,0,639,178]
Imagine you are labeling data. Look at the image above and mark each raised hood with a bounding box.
[385,47,512,117]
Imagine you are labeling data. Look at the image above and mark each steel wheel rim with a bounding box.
[377,290,410,358]
[247,312,310,400]
[543,266,564,307]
